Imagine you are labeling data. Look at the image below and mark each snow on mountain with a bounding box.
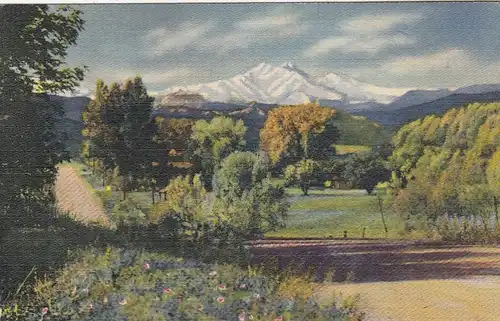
[314,72,410,104]
[160,62,408,106]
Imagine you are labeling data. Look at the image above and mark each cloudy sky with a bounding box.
[67,3,500,95]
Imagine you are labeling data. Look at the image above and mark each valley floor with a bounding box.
[55,164,500,321]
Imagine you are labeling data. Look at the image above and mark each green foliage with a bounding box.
[0,5,84,226]
[189,117,247,189]
[2,247,360,321]
[81,77,156,196]
[212,152,288,235]
[389,102,500,241]
[149,175,208,238]
[284,159,319,196]
[343,152,391,194]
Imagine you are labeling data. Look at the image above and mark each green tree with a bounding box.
[284,159,318,196]
[118,77,156,199]
[344,151,390,194]
[0,5,85,226]
[190,116,247,189]
[212,151,288,236]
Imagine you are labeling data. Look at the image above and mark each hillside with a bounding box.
[356,91,500,129]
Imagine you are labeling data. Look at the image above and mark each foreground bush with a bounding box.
[2,248,362,321]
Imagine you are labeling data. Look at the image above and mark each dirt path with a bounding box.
[250,240,500,321]
[54,165,110,227]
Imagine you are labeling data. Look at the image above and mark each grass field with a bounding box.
[334,144,371,155]
[266,188,425,239]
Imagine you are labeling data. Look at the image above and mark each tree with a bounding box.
[486,149,500,226]
[82,77,156,200]
[118,77,156,200]
[284,159,318,196]
[0,5,85,226]
[212,151,288,236]
[190,117,247,189]
[260,103,335,167]
[344,151,391,194]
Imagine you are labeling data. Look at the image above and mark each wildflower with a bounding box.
[162,287,173,294]
[239,283,247,289]
[88,303,93,310]
[103,296,108,304]
[143,262,151,270]
[238,312,246,321]
[274,316,283,321]
[209,271,217,276]
[218,284,226,291]
[119,298,127,306]
[252,293,260,299]
[248,315,254,320]
[41,307,48,315]
[217,296,225,304]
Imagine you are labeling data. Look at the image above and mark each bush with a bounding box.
[148,175,210,243]
[212,152,289,236]
[2,247,362,321]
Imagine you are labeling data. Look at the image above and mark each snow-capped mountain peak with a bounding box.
[160,62,410,106]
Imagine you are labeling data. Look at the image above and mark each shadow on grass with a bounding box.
[249,240,500,283]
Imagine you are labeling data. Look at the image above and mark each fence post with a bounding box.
[344,230,347,238]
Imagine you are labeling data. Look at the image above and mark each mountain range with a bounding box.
[158,62,500,113]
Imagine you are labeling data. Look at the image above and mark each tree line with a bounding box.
[389,102,500,238]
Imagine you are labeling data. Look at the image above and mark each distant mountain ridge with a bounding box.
[157,62,500,115]
[159,62,411,107]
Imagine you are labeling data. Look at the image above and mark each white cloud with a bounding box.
[77,67,196,96]
[380,48,471,74]
[202,9,308,54]
[304,34,415,57]
[340,13,423,34]
[144,22,215,57]
[303,12,422,57]
[351,48,500,88]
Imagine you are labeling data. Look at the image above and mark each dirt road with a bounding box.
[54,165,110,227]
[250,239,500,321]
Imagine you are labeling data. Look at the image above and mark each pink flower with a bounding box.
[163,287,173,294]
[218,284,226,291]
[41,307,48,315]
[274,316,283,321]
[143,262,150,270]
[239,283,247,289]
[238,312,246,321]
[217,296,225,304]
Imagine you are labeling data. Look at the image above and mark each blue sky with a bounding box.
[67,3,500,95]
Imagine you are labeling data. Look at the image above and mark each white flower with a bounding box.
[209,271,217,276]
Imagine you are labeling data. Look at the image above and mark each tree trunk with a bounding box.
[377,193,388,236]
[151,182,156,205]
[494,196,499,227]
[122,190,126,201]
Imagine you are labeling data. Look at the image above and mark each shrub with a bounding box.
[2,247,362,321]
[148,175,210,243]
[212,152,288,236]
